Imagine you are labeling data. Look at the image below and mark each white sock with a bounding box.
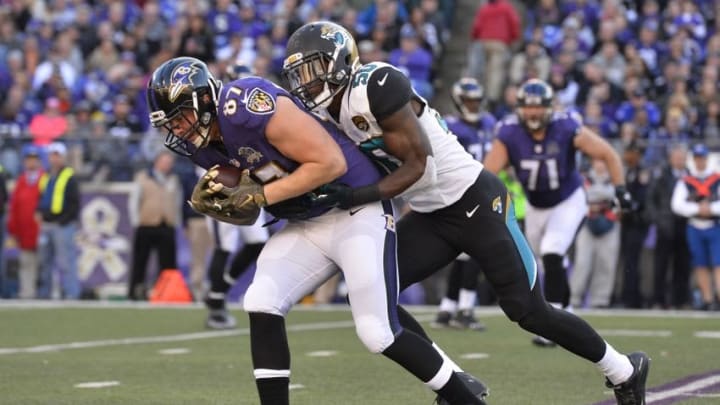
[433,342,462,372]
[458,289,477,311]
[595,342,634,385]
[439,298,458,313]
[207,291,226,300]
[424,359,454,390]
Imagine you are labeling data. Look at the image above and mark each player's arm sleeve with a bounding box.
[367,67,413,121]
[670,180,698,217]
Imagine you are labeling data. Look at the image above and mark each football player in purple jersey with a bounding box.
[485,79,634,348]
[146,57,487,405]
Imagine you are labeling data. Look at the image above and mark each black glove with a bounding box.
[312,182,382,211]
[614,185,636,212]
[313,183,355,210]
[265,194,317,220]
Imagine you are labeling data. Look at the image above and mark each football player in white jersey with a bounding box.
[282,21,649,404]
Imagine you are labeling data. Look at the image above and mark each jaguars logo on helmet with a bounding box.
[320,25,348,46]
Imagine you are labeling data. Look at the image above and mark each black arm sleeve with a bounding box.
[366,67,413,122]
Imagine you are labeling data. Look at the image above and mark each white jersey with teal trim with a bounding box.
[316,61,482,212]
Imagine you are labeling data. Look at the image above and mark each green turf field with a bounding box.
[0,303,718,404]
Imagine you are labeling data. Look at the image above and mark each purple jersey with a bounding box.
[496,111,583,208]
[191,77,381,218]
[445,113,497,161]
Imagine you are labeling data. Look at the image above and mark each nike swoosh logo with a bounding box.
[349,207,366,216]
[377,73,388,86]
[466,204,480,218]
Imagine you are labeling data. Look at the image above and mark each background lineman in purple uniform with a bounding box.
[484,78,635,348]
[146,57,487,405]
[433,77,496,331]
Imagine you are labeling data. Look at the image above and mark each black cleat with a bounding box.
[605,351,650,405]
[450,310,486,331]
[531,335,557,348]
[431,311,453,328]
[205,309,237,330]
[435,372,490,405]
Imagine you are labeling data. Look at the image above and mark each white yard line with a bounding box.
[2,300,720,320]
[0,317,433,355]
[596,329,672,337]
[647,374,720,403]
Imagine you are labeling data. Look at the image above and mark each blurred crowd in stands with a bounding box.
[1,0,720,309]
[0,0,454,181]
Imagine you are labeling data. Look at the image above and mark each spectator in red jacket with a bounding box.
[467,0,521,106]
[6,146,45,299]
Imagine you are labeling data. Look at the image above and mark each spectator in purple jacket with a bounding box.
[615,87,661,128]
[635,22,666,76]
[207,0,243,49]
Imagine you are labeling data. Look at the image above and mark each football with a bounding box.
[211,165,244,188]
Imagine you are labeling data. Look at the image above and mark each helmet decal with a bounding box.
[283,52,303,69]
[320,26,348,46]
[169,62,201,102]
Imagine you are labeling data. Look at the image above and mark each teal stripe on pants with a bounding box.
[505,196,537,290]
